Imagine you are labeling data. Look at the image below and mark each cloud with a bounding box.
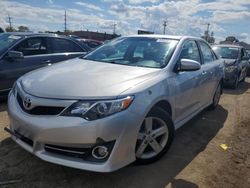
[0,0,249,43]
[0,1,112,32]
[108,1,222,36]
[0,17,8,30]
[128,0,161,5]
[211,11,250,23]
[46,0,54,4]
[236,33,250,43]
[75,1,102,11]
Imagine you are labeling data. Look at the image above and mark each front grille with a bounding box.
[14,130,33,146]
[45,144,90,158]
[17,92,65,115]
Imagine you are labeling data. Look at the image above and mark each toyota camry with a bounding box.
[6,35,224,172]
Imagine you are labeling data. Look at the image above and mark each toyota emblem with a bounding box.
[23,96,32,110]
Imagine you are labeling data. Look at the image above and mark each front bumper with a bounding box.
[7,91,142,172]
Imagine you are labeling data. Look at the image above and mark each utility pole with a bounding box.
[206,23,210,34]
[205,23,210,42]
[64,10,67,33]
[113,23,117,35]
[7,14,13,29]
[163,20,167,35]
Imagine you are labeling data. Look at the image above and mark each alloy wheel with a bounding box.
[136,117,169,159]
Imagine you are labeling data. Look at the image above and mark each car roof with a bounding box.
[212,44,242,48]
[125,34,203,41]
[78,38,103,43]
[4,32,66,38]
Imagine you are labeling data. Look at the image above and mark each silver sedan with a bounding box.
[6,35,224,172]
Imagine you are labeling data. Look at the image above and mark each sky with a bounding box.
[0,0,250,43]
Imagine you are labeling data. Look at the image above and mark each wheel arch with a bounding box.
[150,100,172,117]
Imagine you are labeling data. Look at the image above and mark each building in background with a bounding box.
[138,30,154,35]
[47,30,120,42]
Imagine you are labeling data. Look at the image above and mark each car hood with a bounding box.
[20,58,161,99]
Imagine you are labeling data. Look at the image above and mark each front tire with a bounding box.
[240,71,246,82]
[135,107,174,164]
[231,75,239,89]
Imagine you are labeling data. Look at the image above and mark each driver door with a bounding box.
[174,40,203,124]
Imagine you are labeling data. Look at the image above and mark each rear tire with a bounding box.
[208,83,222,110]
[135,107,174,164]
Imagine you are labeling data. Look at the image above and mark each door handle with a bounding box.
[43,60,51,63]
[43,60,52,66]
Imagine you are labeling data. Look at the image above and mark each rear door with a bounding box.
[0,37,52,92]
[197,41,220,106]
[174,40,203,124]
[49,37,87,63]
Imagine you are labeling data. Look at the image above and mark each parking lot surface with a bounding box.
[0,79,250,188]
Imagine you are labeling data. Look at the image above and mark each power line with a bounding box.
[163,20,167,35]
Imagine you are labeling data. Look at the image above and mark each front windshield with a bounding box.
[83,37,179,68]
[0,33,22,54]
[213,46,239,59]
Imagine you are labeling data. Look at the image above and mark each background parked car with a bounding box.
[0,32,91,98]
[246,50,250,76]
[68,35,81,39]
[77,38,103,50]
[212,44,249,88]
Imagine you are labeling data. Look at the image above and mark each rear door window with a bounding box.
[198,41,215,64]
[51,38,83,53]
[14,37,48,56]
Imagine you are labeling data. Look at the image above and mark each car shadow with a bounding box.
[223,80,250,95]
[0,105,228,188]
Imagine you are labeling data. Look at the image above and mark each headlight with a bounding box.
[62,96,134,120]
[226,66,237,72]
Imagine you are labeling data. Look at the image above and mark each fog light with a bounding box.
[92,146,109,159]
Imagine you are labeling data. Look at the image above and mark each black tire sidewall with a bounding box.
[208,82,221,110]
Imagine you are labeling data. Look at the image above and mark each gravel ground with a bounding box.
[0,78,250,188]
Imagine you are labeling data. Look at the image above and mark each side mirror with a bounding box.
[7,51,24,59]
[241,56,249,61]
[177,59,201,72]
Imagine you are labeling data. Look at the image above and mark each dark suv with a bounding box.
[213,44,249,88]
[0,33,90,98]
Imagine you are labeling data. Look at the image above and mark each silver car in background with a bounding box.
[6,35,224,172]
